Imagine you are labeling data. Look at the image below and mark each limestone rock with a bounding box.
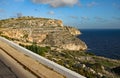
[65,26,81,36]
[0,16,87,51]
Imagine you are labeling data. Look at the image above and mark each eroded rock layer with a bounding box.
[0,16,87,51]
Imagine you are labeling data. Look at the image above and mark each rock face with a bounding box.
[0,16,87,51]
[111,66,120,75]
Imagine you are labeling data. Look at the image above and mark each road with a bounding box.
[0,40,65,78]
[0,59,17,78]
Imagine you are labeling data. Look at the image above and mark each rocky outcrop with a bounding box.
[111,66,120,75]
[65,26,81,35]
[0,16,87,51]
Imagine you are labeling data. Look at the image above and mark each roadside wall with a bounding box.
[0,37,86,78]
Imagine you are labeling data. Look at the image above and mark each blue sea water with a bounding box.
[78,29,120,60]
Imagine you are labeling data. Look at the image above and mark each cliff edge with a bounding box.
[0,16,87,51]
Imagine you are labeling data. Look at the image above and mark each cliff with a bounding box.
[0,16,87,51]
[0,17,120,78]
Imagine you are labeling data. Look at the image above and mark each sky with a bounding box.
[0,0,120,29]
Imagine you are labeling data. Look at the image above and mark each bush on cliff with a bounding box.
[19,43,50,56]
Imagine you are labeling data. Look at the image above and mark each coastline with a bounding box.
[78,29,120,60]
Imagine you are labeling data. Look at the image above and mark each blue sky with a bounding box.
[0,0,120,29]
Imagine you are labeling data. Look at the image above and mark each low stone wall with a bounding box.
[0,37,86,78]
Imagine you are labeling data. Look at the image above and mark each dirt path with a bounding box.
[0,41,65,78]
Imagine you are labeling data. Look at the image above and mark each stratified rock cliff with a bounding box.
[0,16,87,51]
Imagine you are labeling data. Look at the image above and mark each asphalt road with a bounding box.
[0,59,17,78]
[0,40,65,78]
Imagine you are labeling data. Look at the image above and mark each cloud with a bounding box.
[112,17,120,20]
[81,16,89,20]
[14,0,24,2]
[94,16,107,22]
[34,8,41,12]
[16,12,23,17]
[69,16,78,19]
[0,0,8,5]
[94,16,103,20]
[113,3,120,10]
[77,2,82,7]
[34,9,38,11]
[31,0,79,7]
[0,9,5,13]
[48,11,54,15]
[80,16,89,24]
[87,2,97,7]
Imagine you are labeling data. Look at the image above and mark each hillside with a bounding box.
[0,16,87,51]
[0,16,120,78]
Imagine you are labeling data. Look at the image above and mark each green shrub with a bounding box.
[86,52,95,56]
[90,63,102,72]
[19,44,50,56]
[23,34,28,38]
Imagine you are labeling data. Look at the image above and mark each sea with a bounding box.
[78,29,120,60]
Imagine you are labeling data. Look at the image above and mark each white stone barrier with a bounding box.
[0,37,86,78]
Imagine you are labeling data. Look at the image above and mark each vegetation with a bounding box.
[19,43,50,56]
[0,16,120,78]
[111,66,120,76]
[90,63,103,72]
[0,31,2,35]
[1,34,120,78]
[17,43,120,78]
[1,35,119,78]
[23,34,28,38]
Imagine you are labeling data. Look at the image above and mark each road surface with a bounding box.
[0,59,17,78]
[0,40,65,78]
